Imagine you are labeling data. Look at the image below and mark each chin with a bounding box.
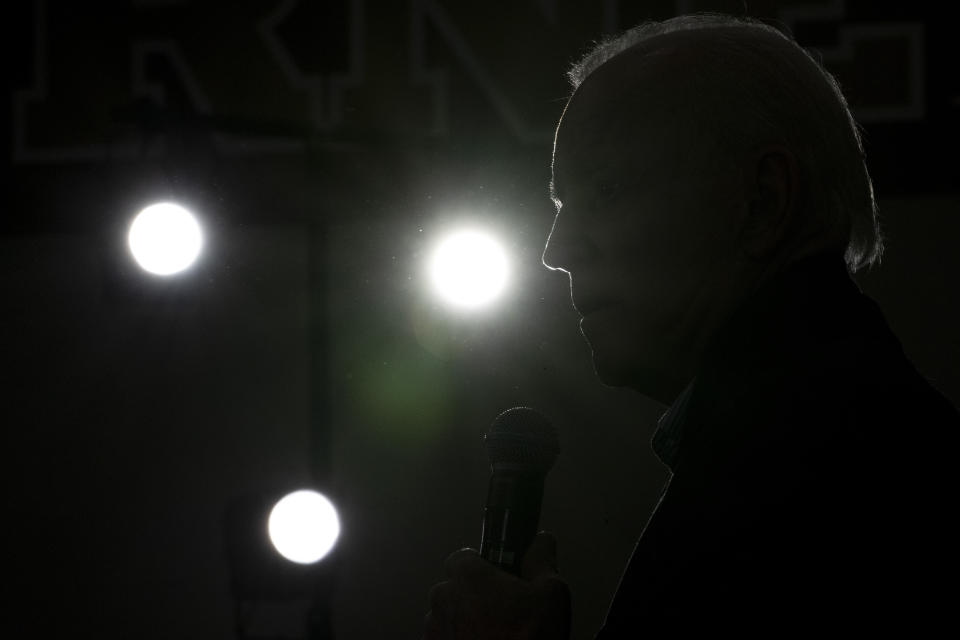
[581,323,634,384]
[589,343,675,404]
[589,347,639,388]
[581,314,680,401]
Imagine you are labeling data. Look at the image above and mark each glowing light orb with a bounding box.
[268,490,341,564]
[128,202,203,275]
[428,229,509,309]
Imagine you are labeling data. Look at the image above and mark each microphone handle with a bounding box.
[479,470,545,575]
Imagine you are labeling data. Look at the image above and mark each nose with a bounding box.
[541,212,592,274]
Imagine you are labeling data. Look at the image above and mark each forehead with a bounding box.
[554,41,694,164]
[552,78,684,192]
[552,31,729,187]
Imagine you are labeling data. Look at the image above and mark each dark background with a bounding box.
[4,1,958,638]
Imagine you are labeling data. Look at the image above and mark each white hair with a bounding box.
[568,14,882,272]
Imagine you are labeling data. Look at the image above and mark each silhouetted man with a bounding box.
[425,14,959,638]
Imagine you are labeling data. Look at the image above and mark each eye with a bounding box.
[597,180,620,200]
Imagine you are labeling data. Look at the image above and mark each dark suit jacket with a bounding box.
[597,253,959,635]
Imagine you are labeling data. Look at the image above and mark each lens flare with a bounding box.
[268,490,340,564]
[428,229,509,309]
[128,202,203,275]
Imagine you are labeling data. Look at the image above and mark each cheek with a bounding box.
[605,241,693,312]
[604,251,716,347]
[595,192,739,303]
[582,307,680,383]
[583,301,677,352]
[614,213,737,295]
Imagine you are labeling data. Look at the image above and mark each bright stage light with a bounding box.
[128,202,203,275]
[428,229,509,309]
[268,490,341,564]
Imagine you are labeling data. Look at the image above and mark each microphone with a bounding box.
[479,407,560,575]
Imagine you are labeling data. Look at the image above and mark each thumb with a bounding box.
[521,531,559,580]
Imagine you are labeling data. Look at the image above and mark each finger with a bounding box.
[443,547,492,580]
[428,580,451,612]
[425,581,452,639]
[423,608,446,640]
[529,574,573,638]
[521,531,559,580]
[533,573,571,605]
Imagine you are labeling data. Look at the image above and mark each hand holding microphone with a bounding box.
[480,407,560,573]
[424,408,570,640]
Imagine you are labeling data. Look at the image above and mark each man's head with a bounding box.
[541,14,881,404]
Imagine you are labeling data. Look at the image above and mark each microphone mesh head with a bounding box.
[485,407,560,473]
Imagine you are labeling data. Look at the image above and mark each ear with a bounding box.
[738,146,800,261]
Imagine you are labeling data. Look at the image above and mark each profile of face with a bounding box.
[542,51,752,404]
